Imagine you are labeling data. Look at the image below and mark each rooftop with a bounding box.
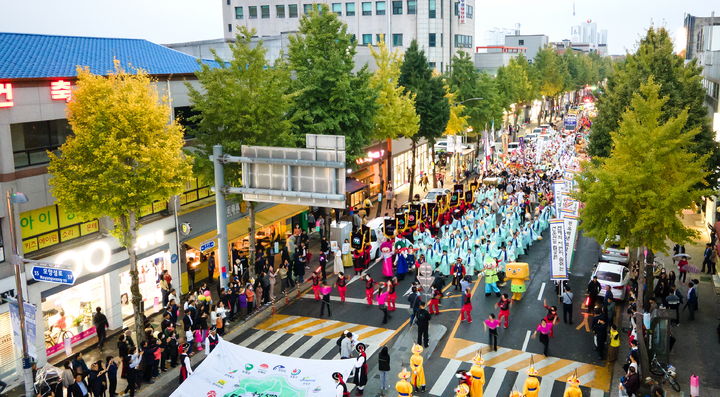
[0,32,218,80]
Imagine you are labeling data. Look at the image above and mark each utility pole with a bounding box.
[212,145,229,290]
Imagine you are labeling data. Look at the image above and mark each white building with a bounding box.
[569,19,607,55]
[503,34,548,61]
[222,0,476,72]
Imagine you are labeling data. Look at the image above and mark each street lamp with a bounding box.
[456,97,483,105]
[5,190,34,397]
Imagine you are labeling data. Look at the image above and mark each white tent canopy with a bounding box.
[171,339,356,397]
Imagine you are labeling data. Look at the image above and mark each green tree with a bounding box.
[399,40,450,197]
[588,27,719,186]
[496,55,534,124]
[48,64,192,343]
[533,47,566,122]
[574,78,708,378]
[188,27,297,264]
[287,5,378,161]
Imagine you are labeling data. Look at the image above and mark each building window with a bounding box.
[519,39,525,45]
[261,5,270,18]
[428,33,436,47]
[332,2,342,14]
[276,4,285,17]
[392,33,403,46]
[376,34,385,44]
[346,2,356,15]
[249,5,258,18]
[11,119,72,168]
[467,5,473,18]
[362,2,372,15]
[289,4,299,17]
[376,1,386,15]
[454,34,472,48]
[362,33,372,45]
[392,0,402,14]
[428,0,436,18]
[350,34,357,43]
[235,6,244,19]
[228,24,232,32]
[454,1,458,15]
[428,62,436,69]
[303,3,313,14]
[407,0,416,14]
[226,0,230,5]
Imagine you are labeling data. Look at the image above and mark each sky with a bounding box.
[0,0,717,55]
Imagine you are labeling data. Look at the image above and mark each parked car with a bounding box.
[422,188,451,204]
[523,132,539,141]
[531,127,543,135]
[600,236,629,264]
[366,217,389,258]
[507,142,520,152]
[591,262,630,301]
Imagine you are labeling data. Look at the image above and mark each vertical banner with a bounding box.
[549,219,568,280]
[553,180,566,217]
[459,0,466,23]
[562,215,579,270]
[9,301,37,360]
[482,130,490,170]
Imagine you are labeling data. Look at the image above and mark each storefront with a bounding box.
[349,141,390,199]
[391,139,431,190]
[25,216,179,365]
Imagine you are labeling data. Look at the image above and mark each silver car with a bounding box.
[600,236,628,264]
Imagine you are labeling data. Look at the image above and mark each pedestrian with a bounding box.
[619,366,640,397]
[124,347,140,397]
[68,373,90,397]
[335,272,348,303]
[208,251,216,283]
[561,286,574,324]
[365,275,376,306]
[460,288,473,323]
[532,318,552,356]
[340,331,354,359]
[377,283,390,324]
[593,316,608,359]
[279,262,290,294]
[677,257,689,283]
[93,307,109,351]
[320,282,333,318]
[428,286,442,315]
[496,294,512,328]
[88,361,107,397]
[542,300,559,337]
[105,356,118,397]
[179,343,193,385]
[686,281,698,321]
[268,265,276,301]
[333,372,350,397]
[608,324,620,362]
[319,251,328,281]
[62,361,75,393]
[387,277,398,311]
[378,346,391,393]
[587,276,601,312]
[484,313,500,352]
[385,184,393,210]
[205,327,222,353]
[416,302,430,348]
[353,343,369,395]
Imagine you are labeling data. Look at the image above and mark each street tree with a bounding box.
[48,64,192,344]
[287,4,378,162]
[188,27,296,265]
[399,40,450,196]
[532,47,566,122]
[574,78,709,377]
[496,54,534,125]
[588,27,720,186]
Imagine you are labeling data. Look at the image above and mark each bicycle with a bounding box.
[44,326,75,348]
[649,354,680,392]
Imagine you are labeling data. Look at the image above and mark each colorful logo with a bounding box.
[291,368,301,376]
[312,386,322,393]
[207,391,217,397]
[300,376,316,383]
[273,365,286,371]
[216,379,226,386]
[244,364,254,371]
[259,363,269,369]
[227,369,238,374]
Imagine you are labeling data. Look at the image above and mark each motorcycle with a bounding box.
[649,354,680,392]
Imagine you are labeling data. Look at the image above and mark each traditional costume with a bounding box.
[469,353,485,397]
[410,344,426,392]
[353,343,369,395]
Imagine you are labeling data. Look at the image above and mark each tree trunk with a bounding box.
[634,247,650,380]
[537,97,545,125]
[120,212,147,345]
[431,142,437,189]
[409,139,417,203]
[248,201,257,278]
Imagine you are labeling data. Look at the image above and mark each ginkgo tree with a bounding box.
[48,64,192,344]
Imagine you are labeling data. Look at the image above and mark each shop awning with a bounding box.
[346,178,368,194]
[183,204,308,249]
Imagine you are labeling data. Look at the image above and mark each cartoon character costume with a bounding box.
[469,353,485,397]
[483,260,501,297]
[563,373,582,397]
[395,368,413,397]
[410,344,426,391]
[380,240,394,277]
[505,262,530,300]
[522,366,540,397]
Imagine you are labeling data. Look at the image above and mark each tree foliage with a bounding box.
[48,63,192,343]
[287,5,378,161]
[188,27,296,185]
[588,27,719,186]
[443,86,469,135]
[574,78,709,252]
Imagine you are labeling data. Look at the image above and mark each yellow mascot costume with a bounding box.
[505,262,530,300]
[508,391,522,397]
[522,366,540,397]
[469,353,485,397]
[395,368,413,397]
[455,383,470,397]
[563,373,582,397]
[410,344,426,392]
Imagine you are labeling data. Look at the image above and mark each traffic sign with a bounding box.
[31,266,75,285]
[417,262,434,297]
[200,240,216,252]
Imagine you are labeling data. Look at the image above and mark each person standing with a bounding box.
[593,316,608,360]
[409,344,426,393]
[333,372,350,397]
[378,346,391,393]
[532,318,552,356]
[702,243,714,274]
[106,356,118,397]
[320,282,333,318]
[427,286,442,315]
[335,272,348,303]
[686,281,698,321]
[93,307,109,351]
[608,324,620,362]
[353,343,369,395]
[68,373,90,397]
[364,275,376,306]
[496,294,512,328]
[179,343,193,384]
[416,302,430,348]
[385,184,393,210]
[340,331,355,359]
[677,257,689,283]
[561,286,574,324]
[460,288,473,323]
[377,283,390,324]
[484,313,500,352]
[587,276,601,312]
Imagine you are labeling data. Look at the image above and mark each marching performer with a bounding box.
[410,344,426,392]
[469,353,485,397]
[395,368,413,397]
[333,372,351,397]
[522,366,540,397]
[353,343,369,395]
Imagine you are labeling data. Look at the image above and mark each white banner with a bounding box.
[561,214,578,270]
[459,0,466,23]
[549,219,568,280]
[553,180,566,218]
[171,339,357,397]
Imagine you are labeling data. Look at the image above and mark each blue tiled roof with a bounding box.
[0,32,218,79]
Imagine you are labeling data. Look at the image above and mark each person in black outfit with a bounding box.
[187,260,196,291]
[416,301,430,348]
[208,251,216,284]
[587,276,601,312]
[106,356,118,397]
[592,316,608,359]
[703,242,716,274]
[67,373,90,397]
[320,282,332,317]
[88,361,107,397]
[93,307,109,351]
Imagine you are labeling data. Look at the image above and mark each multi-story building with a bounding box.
[503,34,548,61]
[473,46,527,74]
[221,0,476,72]
[568,19,608,55]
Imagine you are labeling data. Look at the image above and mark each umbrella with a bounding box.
[672,253,691,260]
[685,264,700,273]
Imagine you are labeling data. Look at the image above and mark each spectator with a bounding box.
[68,373,89,397]
[92,307,109,351]
[378,346,391,392]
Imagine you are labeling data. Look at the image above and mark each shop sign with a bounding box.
[20,204,99,254]
[134,229,164,251]
[31,265,76,285]
[200,240,216,252]
[50,80,72,102]
[0,83,13,108]
[355,150,385,165]
[55,240,113,278]
[459,0,466,24]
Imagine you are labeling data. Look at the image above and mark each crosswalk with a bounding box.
[429,358,608,397]
[440,337,612,392]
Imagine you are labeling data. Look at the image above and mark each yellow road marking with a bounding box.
[483,349,524,366]
[557,363,596,381]
[326,324,366,339]
[505,354,551,372]
[536,359,574,377]
[304,321,346,337]
[265,316,308,331]
[255,314,290,330]
[283,319,326,334]
[358,327,389,340]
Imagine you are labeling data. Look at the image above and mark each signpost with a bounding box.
[31,265,75,285]
[417,261,434,300]
[199,240,216,253]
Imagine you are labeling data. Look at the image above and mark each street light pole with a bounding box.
[5,190,34,397]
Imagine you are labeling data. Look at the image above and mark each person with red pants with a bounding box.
[428,287,442,314]
[497,294,512,328]
[460,288,473,323]
[362,245,372,270]
[309,270,322,300]
[364,275,376,305]
[387,277,398,311]
[335,272,348,303]
[352,249,364,275]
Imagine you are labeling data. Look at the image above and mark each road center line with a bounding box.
[537,282,546,300]
[522,330,531,351]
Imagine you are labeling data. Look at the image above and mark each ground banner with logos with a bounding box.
[549,219,568,280]
[171,339,356,397]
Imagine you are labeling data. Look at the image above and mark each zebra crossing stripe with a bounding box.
[252,331,286,351]
[429,359,463,396]
[254,314,290,329]
[263,316,309,331]
[484,350,523,367]
[304,321,347,337]
[542,361,584,381]
[272,317,319,333]
[309,338,338,359]
[238,329,267,348]
[538,378,554,397]
[483,368,507,397]
[283,318,327,334]
[495,352,533,369]
[513,372,528,393]
[323,323,367,339]
[289,335,325,358]
[358,327,389,340]
[590,388,604,397]
[269,333,304,355]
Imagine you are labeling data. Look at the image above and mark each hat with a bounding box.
[567,373,580,386]
[454,383,470,395]
[471,353,484,366]
[527,366,539,376]
[332,372,343,381]
[398,368,411,380]
[355,343,367,353]
[411,344,424,354]
[179,342,190,354]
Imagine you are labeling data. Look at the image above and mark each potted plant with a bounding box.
[72,315,84,333]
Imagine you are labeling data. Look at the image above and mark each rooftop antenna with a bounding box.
[573,0,575,16]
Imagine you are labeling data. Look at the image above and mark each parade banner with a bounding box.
[561,214,579,270]
[436,194,447,214]
[171,339,356,397]
[395,210,407,231]
[464,190,473,204]
[549,219,568,280]
[383,217,396,238]
[426,202,438,223]
[406,206,419,228]
[553,180,566,218]
[419,202,427,220]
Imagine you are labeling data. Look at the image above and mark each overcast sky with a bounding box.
[1,0,717,55]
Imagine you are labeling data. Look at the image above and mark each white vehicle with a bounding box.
[434,139,469,153]
[539,124,551,132]
[524,132,539,141]
[591,262,630,301]
[422,188,450,204]
[365,217,389,258]
[600,236,629,264]
[507,142,520,152]
[531,127,543,135]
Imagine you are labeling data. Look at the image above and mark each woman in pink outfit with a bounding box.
[380,240,395,277]
[532,318,552,356]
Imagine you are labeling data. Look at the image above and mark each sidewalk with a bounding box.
[609,211,720,397]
